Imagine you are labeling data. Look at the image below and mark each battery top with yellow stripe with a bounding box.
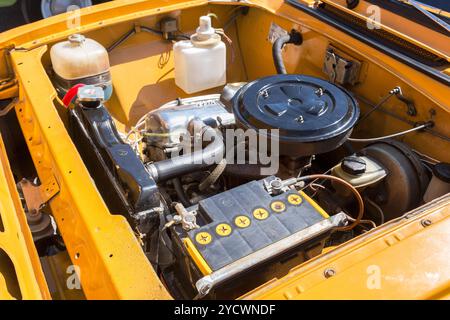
[173,177,334,276]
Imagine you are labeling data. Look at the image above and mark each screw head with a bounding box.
[270,179,283,189]
[421,219,432,227]
[324,268,336,278]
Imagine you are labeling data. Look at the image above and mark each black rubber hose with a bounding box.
[273,34,291,74]
[146,124,224,182]
[224,163,270,179]
[172,177,191,207]
[272,30,302,74]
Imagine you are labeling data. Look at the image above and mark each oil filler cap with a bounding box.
[232,75,359,157]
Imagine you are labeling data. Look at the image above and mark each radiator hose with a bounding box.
[272,30,302,74]
[146,120,225,182]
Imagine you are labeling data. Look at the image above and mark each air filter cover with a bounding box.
[232,75,359,157]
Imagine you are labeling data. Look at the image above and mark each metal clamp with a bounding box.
[174,203,199,231]
[264,177,304,195]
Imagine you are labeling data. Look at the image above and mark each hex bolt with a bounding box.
[324,268,336,278]
[295,115,304,123]
[315,87,324,97]
[421,219,432,227]
[260,90,269,98]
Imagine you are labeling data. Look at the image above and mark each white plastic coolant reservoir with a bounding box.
[174,16,226,94]
[50,34,110,81]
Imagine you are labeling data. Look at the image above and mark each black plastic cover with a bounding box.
[232,74,359,156]
[69,103,160,232]
[433,163,450,183]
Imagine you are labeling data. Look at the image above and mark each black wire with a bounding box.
[170,34,190,40]
[107,26,164,52]
[355,92,395,126]
[141,26,163,36]
[107,28,136,52]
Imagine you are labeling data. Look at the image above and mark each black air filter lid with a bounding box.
[233,75,359,144]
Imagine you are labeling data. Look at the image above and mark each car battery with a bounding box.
[171,177,347,299]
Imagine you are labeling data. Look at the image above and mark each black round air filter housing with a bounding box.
[232,75,359,157]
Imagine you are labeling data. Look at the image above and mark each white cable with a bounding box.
[347,124,428,142]
[412,148,440,164]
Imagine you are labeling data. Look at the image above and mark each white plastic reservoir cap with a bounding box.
[68,33,86,44]
[196,16,215,41]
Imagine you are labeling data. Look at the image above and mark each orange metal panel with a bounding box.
[10,46,171,299]
[241,195,450,300]
[0,134,50,299]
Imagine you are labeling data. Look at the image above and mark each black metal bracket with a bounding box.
[390,87,417,116]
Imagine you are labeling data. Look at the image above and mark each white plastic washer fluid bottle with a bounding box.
[174,16,226,94]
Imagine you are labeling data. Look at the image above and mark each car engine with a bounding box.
[44,16,442,299]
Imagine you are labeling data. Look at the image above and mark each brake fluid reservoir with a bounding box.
[173,16,226,94]
[331,156,387,196]
[50,34,112,99]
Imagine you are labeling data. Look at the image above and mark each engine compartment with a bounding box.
[3,1,449,300]
[66,75,436,299]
